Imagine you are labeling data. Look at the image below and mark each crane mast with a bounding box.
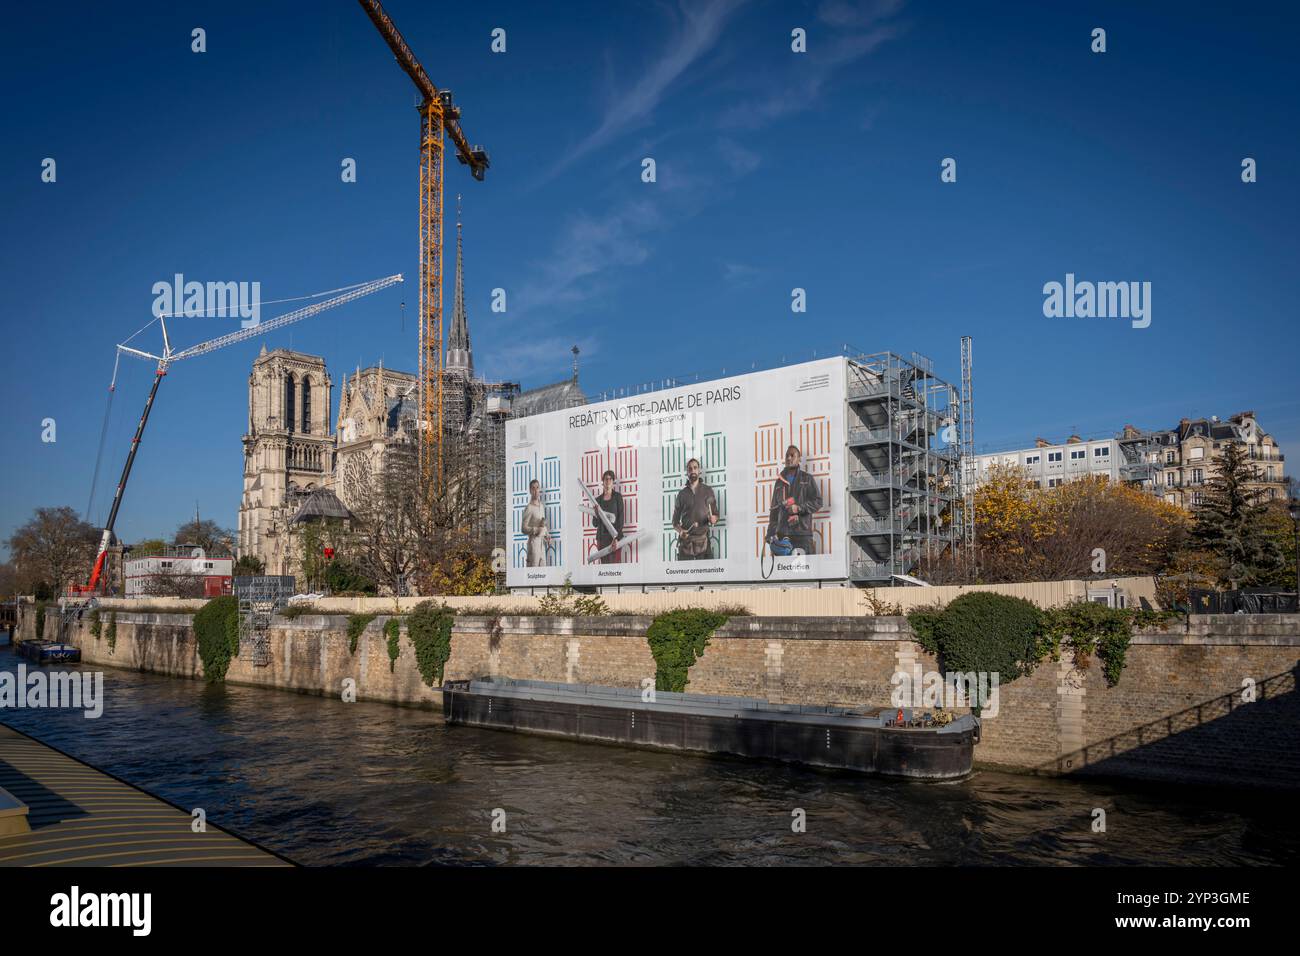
[357,0,489,501]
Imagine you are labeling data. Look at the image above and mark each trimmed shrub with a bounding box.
[347,613,377,655]
[194,595,240,682]
[646,609,728,693]
[384,618,401,672]
[904,605,944,658]
[927,592,1044,684]
[407,601,455,687]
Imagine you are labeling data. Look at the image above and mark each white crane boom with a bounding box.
[73,272,404,596]
[122,274,405,365]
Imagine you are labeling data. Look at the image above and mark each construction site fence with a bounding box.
[91,576,1160,617]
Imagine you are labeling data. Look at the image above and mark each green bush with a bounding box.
[34,601,47,639]
[324,559,378,596]
[910,595,1141,692]
[346,613,377,655]
[904,605,944,658]
[924,592,1044,684]
[88,608,102,639]
[646,609,728,693]
[384,618,401,672]
[194,595,240,682]
[407,601,456,687]
[106,611,117,654]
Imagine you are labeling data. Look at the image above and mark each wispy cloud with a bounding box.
[720,0,906,129]
[716,137,761,175]
[722,261,761,285]
[513,199,666,317]
[480,333,598,382]
[545,0,747,180]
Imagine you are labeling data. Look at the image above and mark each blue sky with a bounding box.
[2,0,1297,553]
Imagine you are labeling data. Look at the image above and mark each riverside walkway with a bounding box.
[0,723,290,866]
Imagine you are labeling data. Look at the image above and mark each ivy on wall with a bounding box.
[384,618,401,672]
[106,611,118,654]
[194,596,240,682]
[646,609,728,693]
[407,601,456,687]
[347,613,377,656]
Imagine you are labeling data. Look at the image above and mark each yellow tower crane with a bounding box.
[357,0,490,499]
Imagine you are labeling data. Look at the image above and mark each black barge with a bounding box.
[442,677,978,780]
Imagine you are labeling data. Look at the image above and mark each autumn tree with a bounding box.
[921,465,1189,584]
[7,506,100,594]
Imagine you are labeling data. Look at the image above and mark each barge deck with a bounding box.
[443,677,977,779]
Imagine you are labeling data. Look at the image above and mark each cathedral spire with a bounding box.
[446,193,473,377]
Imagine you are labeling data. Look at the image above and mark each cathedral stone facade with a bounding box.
[237,346,337,576]
[237,210,585,581]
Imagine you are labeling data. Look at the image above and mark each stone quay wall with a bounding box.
[35,607,1300,789]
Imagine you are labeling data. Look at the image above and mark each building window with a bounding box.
[1166,451,1175,464]
[1025,455,1040,466]
[285,373,296,434]
[1192,468,1203,484]
[1188,447,1204,461]
[302,375,312,434]
[1048,478,1062,488]
[1165,472,1175,487]
[1094,446,1110,457]
[1070,449,1085,460]
[1048,451,1062,462]
[1191,492,1202,505]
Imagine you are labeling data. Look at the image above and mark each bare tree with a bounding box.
[138,572,208,599]
[343,432,492,595]
[7,506,100,594]
[173,518,234,554]
[343,445,423,594]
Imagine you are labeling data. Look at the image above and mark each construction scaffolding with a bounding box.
[235,575,295,667]
[846,351,962,584]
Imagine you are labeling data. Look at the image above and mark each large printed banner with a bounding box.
[506,357,847,588]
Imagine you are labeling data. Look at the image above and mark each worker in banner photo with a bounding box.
[768,445,822,556]
[593,470,625,564]
[672,458,719,560]
[522,479,550,567]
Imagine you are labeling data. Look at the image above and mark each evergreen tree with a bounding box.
[1191,443,1284,588]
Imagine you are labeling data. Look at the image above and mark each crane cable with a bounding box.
[84,349,123,524]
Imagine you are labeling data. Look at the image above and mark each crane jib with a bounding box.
[74,273,403,595]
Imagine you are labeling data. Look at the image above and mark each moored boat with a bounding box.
[442,677,978,780]
[16,642,82,664]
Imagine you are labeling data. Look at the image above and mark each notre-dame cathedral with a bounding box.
[236,211,586,580]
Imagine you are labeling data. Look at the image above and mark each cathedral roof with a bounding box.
[291,488,353,523]
[514,379,587,417]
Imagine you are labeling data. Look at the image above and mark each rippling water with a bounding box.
[1,649,1294,866]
